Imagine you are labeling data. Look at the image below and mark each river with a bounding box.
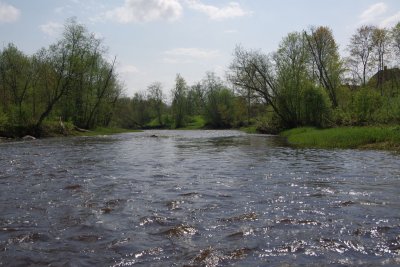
[0,130,399,266]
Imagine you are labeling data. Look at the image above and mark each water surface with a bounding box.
[0,130,399,266]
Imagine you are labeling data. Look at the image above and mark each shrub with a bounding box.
[301,85,332,127]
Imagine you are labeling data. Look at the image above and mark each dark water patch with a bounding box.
[64,184,82,190]
[339,200,358,206]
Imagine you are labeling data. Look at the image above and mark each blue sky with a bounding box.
[1,0,400,97]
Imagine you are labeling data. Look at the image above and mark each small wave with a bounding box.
[158,225,197,237]
[220,212,257,223]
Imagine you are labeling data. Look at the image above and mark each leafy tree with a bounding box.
[33,18,121,134]
[274,32,309,127]
[352,88,382,123]
[371,27,390,94]
[187,82,205,116]
[347,25,375,86]
[228,46,288,124]
[202,72,235,128]
[131,91,152,127]
[147,82,164,125]
[304,26,343,108]
[171,74,188,128]
[0,43,35,125]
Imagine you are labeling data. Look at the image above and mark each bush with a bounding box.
[301,85,332,127]
[352,88,382,124]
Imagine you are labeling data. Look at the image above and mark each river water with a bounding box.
[0,130,399,266]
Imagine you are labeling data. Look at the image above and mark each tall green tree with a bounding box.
[171,74,188,128]
[202,72,235,128]
[304,26,343,108]
[33,18,121,134]
[274,32,309,127]
[147,82,164,126]
[0,44,35,125]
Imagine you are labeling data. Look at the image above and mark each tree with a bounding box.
[392,22,400,62]
[274,32,310,127]
[187,82,205,116]
[347,25,375,86]
[372,27,390,94]
[147,82,164,125]
[202,72,235,128]
[0,43,35,124]
[228,46,289,124]
[171,74,188,128]
[33,18,121,134]
[304,26,343,108]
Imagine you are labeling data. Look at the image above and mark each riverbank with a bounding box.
[281,126,400,151]
[0,123,141,141]
[71,127,141,137]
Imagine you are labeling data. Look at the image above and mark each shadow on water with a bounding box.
[0,130,400,266]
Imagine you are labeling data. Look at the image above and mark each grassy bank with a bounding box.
[281,126,400,151]
[239,125,259,134]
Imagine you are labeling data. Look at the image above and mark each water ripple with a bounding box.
[0,130,399,266]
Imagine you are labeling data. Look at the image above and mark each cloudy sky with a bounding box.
[1,0,400,96]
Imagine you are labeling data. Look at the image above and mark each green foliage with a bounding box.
[204,87,236,128]
[2,20,400,139]
[171,74,189,128]
[254,111,284,134]
[352,88,382,123]
[0,110,7,127]
[301,85,331,127]
[182,115,206,130]
[240,125,258,134]
[0,19,122,137]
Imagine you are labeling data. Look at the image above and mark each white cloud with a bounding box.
[357,3,400,28]
[118,64,140,74]
[359,2,387,24]
[106,0,182,23]
[163,47,220,63]
[0,1,20,23]
[40,22,63,37]
[380,11,400,28]
[186,0,251,20]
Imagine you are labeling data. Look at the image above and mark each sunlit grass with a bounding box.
[239,125,258,134]
[180,115,206,130]
[281,126,400,150]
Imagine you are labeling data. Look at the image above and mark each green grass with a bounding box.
[239,125,259,134]
[281,126,400,150]
[179,115,206,130]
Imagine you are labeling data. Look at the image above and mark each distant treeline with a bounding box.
[1,19,400,137]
